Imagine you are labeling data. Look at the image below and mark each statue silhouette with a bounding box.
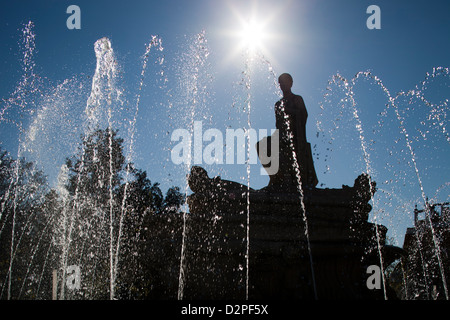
[257,73,318,190]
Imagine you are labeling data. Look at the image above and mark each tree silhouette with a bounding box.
[57,128,185,299]
[0,148,49,299]
[0,127,186,299]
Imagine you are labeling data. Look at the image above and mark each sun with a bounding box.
[218,2,287,68]
[240,19,266,53]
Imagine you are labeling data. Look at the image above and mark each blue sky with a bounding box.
[0,0,449,245]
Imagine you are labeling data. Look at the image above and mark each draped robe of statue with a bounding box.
[258,94,318,189]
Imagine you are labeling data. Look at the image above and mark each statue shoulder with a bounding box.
[293,94,305,104]
[293,94,307,110]
[274,100,282,111]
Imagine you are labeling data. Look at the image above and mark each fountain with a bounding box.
[0,21,448,300]
[402,202,450,299]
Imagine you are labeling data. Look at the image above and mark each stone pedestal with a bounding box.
[183,166,402,299]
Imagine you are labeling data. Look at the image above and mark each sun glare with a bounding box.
[240,20,265,53]
[219,2,286,68]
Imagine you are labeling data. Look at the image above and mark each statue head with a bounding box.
[278,73,293,95]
